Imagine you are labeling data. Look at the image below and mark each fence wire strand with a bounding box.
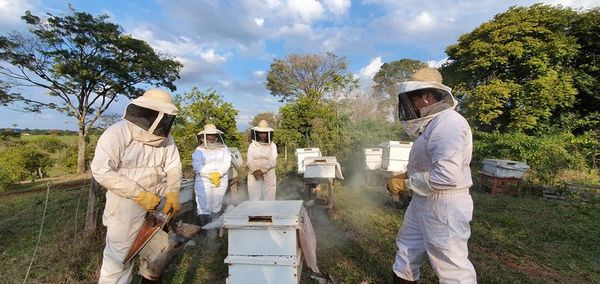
[22,182,52,284]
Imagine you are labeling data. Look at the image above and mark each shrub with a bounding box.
[0,144,53,184]
[473,131,588,186]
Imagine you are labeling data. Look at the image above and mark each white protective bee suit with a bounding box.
[192,124,231,216]
[247,120,278,200]
[392,68,477,283]
[91,89,182,284]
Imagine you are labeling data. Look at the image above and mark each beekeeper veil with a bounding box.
[123,89,178,146]
[397,67,457,137]
[251,120,274,144]
[196,124,225,149]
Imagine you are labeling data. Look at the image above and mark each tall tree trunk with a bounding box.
[77,120,87,174]
[84,177,101,235]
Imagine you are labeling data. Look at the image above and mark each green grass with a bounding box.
[1,175,599,283]
[0,176,103,283]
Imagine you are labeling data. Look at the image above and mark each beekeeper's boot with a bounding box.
[392,272,418,284]
[197,214,211,238]
[140,276,161,284]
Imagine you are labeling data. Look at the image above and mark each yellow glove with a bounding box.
[162,191,181,215]
[133,191,161,211]
[209,172,221,186]
[387,172,408,195]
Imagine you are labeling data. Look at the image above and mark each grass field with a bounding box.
[1,175,599,283]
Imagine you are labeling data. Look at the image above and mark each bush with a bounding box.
[25,135,67,153]
[473,131,588,186]
[0,144,53,184]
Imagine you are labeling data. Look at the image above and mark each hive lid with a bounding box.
[224,200,304,227]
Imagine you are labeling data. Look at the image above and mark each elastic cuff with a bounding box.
[130,184,144,198]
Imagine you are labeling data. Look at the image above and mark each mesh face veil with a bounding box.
[251,130,274,144]
[123,104,176,137]
[196,133,225,148]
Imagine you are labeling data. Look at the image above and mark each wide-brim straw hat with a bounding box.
[397,67,452,95]
[197,124,224,135]
[251,119,273,132]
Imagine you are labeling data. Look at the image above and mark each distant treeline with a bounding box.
[0,128,78,136]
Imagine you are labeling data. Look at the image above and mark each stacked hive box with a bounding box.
[295,148,322,174]
[224,200,304,284]
[364,148,383,170]
[381,141,413,172]
[303,156,338,179]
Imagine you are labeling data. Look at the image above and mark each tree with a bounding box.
[172,88,241,173]
[266,52,355,102]
[443,4,579,132]
[250,112,278,128]
[277,95,351,160]
[570,7,600,129]
[372,59,427,121]
[0,7,182,173]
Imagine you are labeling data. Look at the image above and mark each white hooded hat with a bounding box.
[123,88,178,140]
[251,120,274,144]
[196,124,225,148]
[396,68,457,137]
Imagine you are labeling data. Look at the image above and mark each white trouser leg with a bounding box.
[99,193,145,283]
[425,192,477,284]
[263,170,277,201]
[194,176,210,215]
[247,174,261,201]
[210,174,228,213]
[393,197,427,281]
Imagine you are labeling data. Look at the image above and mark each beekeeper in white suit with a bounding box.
[391,67,477,284]
[247,120,277,200]
[192,124,231,226]
[91,89,182,284]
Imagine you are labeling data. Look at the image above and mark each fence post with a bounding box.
[84,177,101,234]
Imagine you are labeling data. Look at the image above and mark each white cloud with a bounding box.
[218,80,231,87]
[548,0,600,9]
[427,57,449,68]
[287,0,325,23]
[200,49,227,64]
[0,0,32,29]
[356,57,384,89]
[253,70,266,78]
[359,57,384,79]
[254,17,264,27]
[323,0,351,15]
[273,22,313,37]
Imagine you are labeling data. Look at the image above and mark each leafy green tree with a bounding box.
[0,144,52,182]
[172,88,241,173]
[266,52,355,102]
[372,59,427,121]
[0,7,182,173]
[570,7,600,129]
[443,4,579,132]
[277,94,351,161]
[250,112,278,128]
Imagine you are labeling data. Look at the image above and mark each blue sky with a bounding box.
[0,0,598,131]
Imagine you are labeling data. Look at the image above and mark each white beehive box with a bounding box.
[225,249,302,284]
[364,148,383,170]
[224,200,303,256]
[303,157,337,179]
[295,148,322,174]
[179,179,195,203]
[381,141,413,172]
[482,159,529,178]
[229,147,243,167]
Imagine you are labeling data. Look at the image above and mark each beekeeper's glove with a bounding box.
[209,172,221,186]
[133,191,161,211]
[162,191,181,215]
[387,172,408,195]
